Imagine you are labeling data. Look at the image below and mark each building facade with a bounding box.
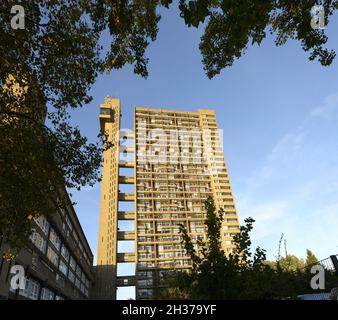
[0,190,93,300]
[95,97,240,299]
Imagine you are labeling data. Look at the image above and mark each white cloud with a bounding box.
[236,91,338,259]
[309,92,338,118]
[237,199,289,239]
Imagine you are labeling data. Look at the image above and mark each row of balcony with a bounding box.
[116,135,136,290]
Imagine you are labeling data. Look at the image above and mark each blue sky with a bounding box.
[69,5,338,299]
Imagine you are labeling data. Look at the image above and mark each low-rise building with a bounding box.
[0,190,93,300]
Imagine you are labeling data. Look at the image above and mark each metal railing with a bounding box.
[297,254,338,300]
[317,254,338,275]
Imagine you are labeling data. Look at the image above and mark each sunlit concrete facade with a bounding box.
[95,98,240,299]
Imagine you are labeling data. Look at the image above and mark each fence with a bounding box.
[317,255,338,275]
[297,254,338,300]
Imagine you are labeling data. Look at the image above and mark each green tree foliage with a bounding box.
[156,197,338,299]
[265,249,318,272]
[179,0,338,78]
[0,8,104,250]
[274,255,306,271]
[306,249,319,266]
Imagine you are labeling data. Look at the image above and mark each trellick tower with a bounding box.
[95,97,240,299]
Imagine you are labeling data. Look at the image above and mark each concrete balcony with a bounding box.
[119,176,134,184]
[118,211,134,220]
[116,276,136,287]
[117,231,135,241]
[119,161,134,168]
[120,131,134,140]
[120,146,134,153]
[118,193,134,201]
[99,107,114,132]
[117,252,136,263]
